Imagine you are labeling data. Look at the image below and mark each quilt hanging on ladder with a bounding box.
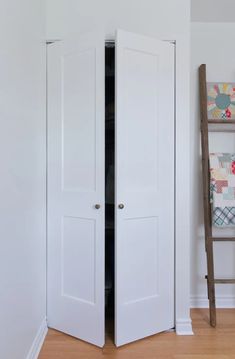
[210,153,235,227]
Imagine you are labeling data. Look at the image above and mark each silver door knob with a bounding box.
[118,204,124,209]
[94,204,101,209]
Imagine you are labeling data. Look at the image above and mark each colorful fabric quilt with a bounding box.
[209,153,235,227]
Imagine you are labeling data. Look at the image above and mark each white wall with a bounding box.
[191,22,235,308]
[46,0,189,40]
[0,1,47,358]
[191,0,235,22]
[46,0,192,334]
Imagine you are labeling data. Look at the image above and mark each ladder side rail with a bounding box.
[199,64,212,239]
[199,64,216,327]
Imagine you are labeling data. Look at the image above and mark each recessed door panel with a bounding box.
[62,49,96,191]
[120,217,159,304]
[62,216,96,304]
[120,48,159,191]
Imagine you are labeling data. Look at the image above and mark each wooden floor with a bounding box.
[39,309,235,359]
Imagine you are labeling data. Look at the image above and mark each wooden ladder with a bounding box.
[199,64,235,327]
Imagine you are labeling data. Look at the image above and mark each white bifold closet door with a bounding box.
[47,29,174,348]
[47,33,105,347]
[115,30,174,346]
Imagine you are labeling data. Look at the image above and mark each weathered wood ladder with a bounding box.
[199,64,235,327]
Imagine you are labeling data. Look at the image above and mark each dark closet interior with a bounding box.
[105,43,115,332]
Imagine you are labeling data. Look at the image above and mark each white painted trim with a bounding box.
[26,318,48,359]
[174,34,193,336]
[46,39,61,44]
[191,295,235,308]
[176,318,194,335]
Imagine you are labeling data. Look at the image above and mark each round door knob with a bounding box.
[118,204,124,209]
[94,204,101,209]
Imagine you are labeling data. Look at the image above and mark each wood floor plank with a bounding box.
[39,309,235,359]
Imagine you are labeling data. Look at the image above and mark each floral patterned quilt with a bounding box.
[210,153,235,227]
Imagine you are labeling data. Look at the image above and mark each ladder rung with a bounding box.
[208,236,235,242]
[215,279,235,284]
[208,119,235,124]
[205,276,235,284]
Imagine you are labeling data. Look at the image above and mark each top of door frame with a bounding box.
[45,38,176,46]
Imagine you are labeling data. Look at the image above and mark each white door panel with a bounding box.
[48,29,174,348]
[115,29,175,346]
[47,33,105,347]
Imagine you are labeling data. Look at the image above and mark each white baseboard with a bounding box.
[190,295,235,308]
[26,318,48,359]
[176,318,194,335]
